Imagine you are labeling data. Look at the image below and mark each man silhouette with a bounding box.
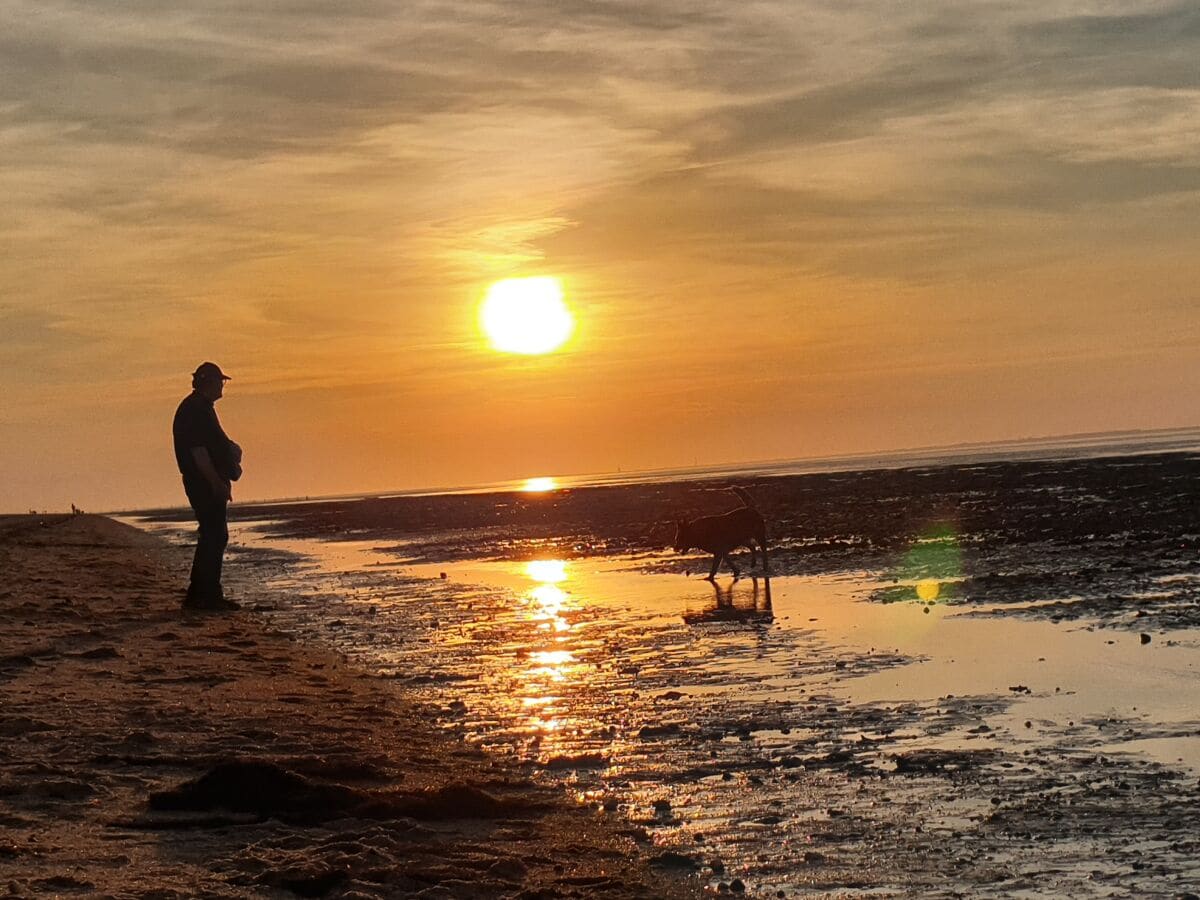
[173,362,242,611]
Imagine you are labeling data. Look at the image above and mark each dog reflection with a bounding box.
[682,576,773,625]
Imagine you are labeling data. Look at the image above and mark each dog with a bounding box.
[672,486,769,580]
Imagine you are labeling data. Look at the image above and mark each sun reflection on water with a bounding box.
[526,559,567,583]
[529,649,574,665]
[513,559,584,751]
[529,584,571,632]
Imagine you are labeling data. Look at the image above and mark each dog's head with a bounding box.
[671,519,693,553]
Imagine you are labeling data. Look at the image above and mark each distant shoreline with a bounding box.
[120,423,1200,516]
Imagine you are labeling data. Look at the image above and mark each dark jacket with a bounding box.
[172,392,239,484]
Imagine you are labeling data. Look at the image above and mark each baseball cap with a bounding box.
[193,361,232,382]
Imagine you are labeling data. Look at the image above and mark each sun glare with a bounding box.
[522,476,557,492]
[526,559,568,584]
[480,277,573,354]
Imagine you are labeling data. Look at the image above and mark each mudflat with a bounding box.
[134,451,1200,896]
[0,515,699,898]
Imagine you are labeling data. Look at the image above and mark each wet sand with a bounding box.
[0,515,700,898]
[186,539,1200,898]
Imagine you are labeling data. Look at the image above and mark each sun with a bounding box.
[480,277,573,354]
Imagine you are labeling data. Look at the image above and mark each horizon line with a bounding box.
[114,422,1200,516]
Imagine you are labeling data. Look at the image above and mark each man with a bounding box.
[173,362,242,611]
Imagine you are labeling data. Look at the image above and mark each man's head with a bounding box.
[192,361,231,400]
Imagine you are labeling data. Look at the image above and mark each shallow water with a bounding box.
[227,523,1200,762]
[136,514,1200,896]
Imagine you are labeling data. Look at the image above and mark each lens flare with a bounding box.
[916,580,941,601]
[881,522,963,606]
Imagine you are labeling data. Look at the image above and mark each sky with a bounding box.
[2,0,1198,511]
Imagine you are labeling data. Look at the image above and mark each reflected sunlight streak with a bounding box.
[513,558,583,742]
[530,650,575,666]
[526,559,567,583]
[522,695,562,707]
[528,583,570,633]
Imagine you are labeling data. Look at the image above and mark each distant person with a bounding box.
[173,362,243,611]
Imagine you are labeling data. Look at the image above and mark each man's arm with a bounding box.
[190,447,232,502]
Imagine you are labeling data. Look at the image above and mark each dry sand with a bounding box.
[0,515,700,898]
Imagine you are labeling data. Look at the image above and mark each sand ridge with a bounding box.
[0,515,700,898]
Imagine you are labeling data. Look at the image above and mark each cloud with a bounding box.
[1016,2,1200,77]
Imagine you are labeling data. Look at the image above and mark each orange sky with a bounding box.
[2,1,1199,511]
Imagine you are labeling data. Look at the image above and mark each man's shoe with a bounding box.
[182,591,208,610]
[182,589,240,611]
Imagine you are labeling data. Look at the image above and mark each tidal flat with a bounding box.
[136,450,1200,896]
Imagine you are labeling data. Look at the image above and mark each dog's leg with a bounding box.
[706,554,722,581]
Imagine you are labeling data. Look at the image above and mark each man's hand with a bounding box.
[191,446,233,503]
[209,474,232,503]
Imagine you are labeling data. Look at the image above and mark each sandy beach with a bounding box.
[0,515,700,898]
[7,0,1200,894]
[7,448,1200,898]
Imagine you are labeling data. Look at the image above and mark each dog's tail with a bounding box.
[730,486,756,509]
